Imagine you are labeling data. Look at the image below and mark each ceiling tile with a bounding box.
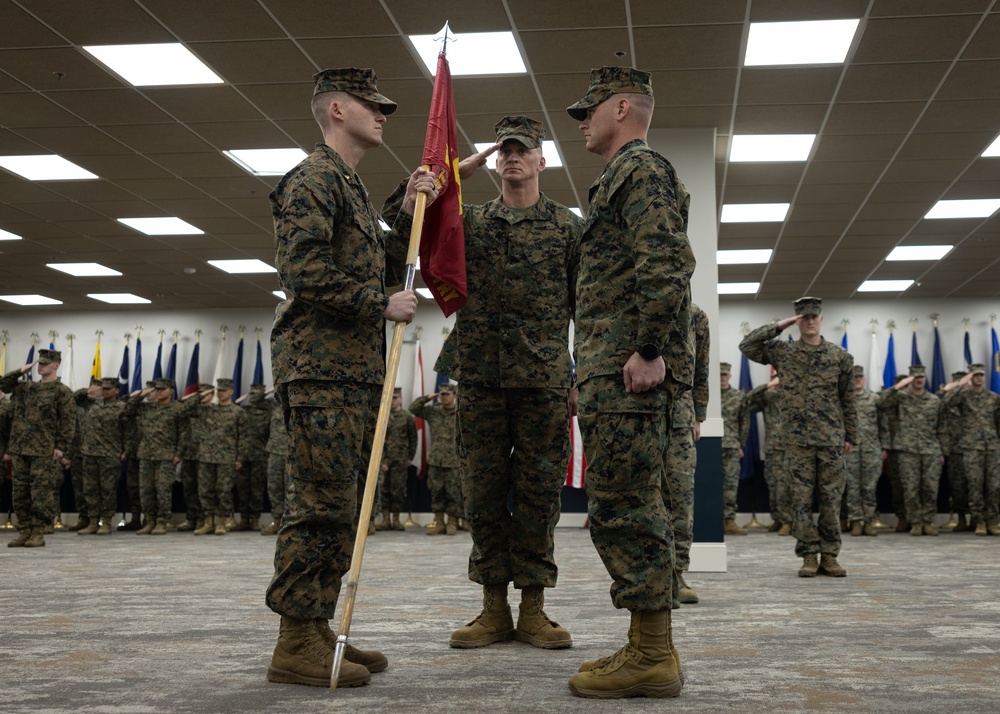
[192,40,316,84]
[635,25,744,69]
[738,67,841,105]
[854,15,981,63]
[25,0,175,44]
[838,62,950,102]
[142,0,285,41]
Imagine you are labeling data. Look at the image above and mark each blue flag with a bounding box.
[152,340,163,381]
[841,331,848,350]
[911,331,922,367]
[434,371,450,401]
[964,330,973,368]
[992,327,1000,395]
[738,352,762,481]
[166,340,178,399]
[183,342,200,397]
[931,326,946,394]
[25,344,35,382]
[253,337,265,386]
[117,343,130,398]
[883,333,897,389]
[232,335,244,398]
[130,336,143,392]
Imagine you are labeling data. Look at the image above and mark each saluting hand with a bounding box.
[459,142,500,180]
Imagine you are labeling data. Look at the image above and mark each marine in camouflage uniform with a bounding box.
[195,378,246,536]
[119,383,154,531]
[0,394,11,518]
[747,375,791,533]
[880,366,946,536]
[720,362,749,535]
[67,377,102,531]
[878,373,909,531]
[408,387,462,532]
[233,383,270,531]
[2,350,76,548]
[941,364,1000,535]
[566,67,693,699]
[264,67,436,688]
[77,377,127,536]
[177,383,213,531]
[941,371,971,531]
[661,303,708,605]
[740,297,856,578]
[261,393,288,535]
[376,387,416,531]
[843,366,882,536]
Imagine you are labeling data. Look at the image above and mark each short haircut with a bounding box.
[625,92,654,128]
[311,90,349,132]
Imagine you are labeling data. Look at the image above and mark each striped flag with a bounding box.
[410,338,428,479]
[183,341,200,397]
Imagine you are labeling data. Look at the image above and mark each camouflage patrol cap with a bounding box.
[439,383,457,394]
[250,383,266,393]
[793,296,822,316]
[494,116,545,149]
[89,376,102,387]
[952,371,967,381]
[154,378,173,389]
[853,365,864,376]
[894,374,907,384]
[969,363,986,375]
[393,387,402,396]
[145,380,156,388]
[199,382,215,391]
[567,66,653,120]
[720,362,732,375]
[101,377,118,389]
[312,67,397,115]
[909,365,926,377]
[37,348,61,364]
[216,378,233,390]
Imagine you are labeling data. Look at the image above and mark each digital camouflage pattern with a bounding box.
[941,375,969,517]
[747,383,790,525]
[0,396,12,455]
[566,66,654,120]
[129,395,193,522]
[942,387,1000,526]
[196,402,246,519]
[80,397,127,520]
[878,381,907,522]
[70,390,95,518]
[880,388,945,526]
[236,392,270,520]
[381,406,416,513]
[408,396,460,467]
[720,386,749,522]
[311,67,396,114]
[843,389,882,524]
[266,397,288,519]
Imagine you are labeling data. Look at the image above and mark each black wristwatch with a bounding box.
[638,343,660,361]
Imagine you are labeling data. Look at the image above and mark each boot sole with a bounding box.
[513,629,573,649]
[267,666,370,688]
[678,594,699,604]
[569,676,682,699]
[819,569,847,577]
[448,629,514,649]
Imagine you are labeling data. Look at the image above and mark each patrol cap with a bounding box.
[312,67,397,115]
[494,116,544,149]
[89,376,102,387]
[199,382,215,392]
[952,371,967,381]
[720,362,732,375]
[793,296,823,316]
[439,383,457,394]
[250,383,266,393]
[154,378,173,390]
[145,380,156,388]
[909,365,926,377]
[894,374,907,384]
[216,378,234,390]
[393,387,402,396]
[567,66,653,121]
[969,363,987,375]
[101,377,118,389]
[37,348,61,364]
[853,365,864,376]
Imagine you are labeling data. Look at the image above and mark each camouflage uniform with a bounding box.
[942,377,1000,529]
[844,386,882,525]
[720,379,749,523]
[747,382,790,526]
[177,387,209,526]
[941,372,969,524]
[265,396,289,520]
[662,304,709,572]
[196,399,246,520]
[572,135,695,613]
[122,397,146,520]
[878,375,908,526]
[128,390,191,523]
[408,394,463,522]
[236,387,270,523]
[266,135,414,620]
[70,388,97,521]
[879,380,945,528]
[80,389,126,522]
[740,319,856,559]
[381,405,416,514]
[0,367,76,532]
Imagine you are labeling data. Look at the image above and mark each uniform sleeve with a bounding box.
[692,310,711,422]
[0,369,24,394]
[746,384,767,414]
[839,354,858,446]
[740,323,782,367]
[408,395,432,419]
[406,415,418,460]
[236,409,248,463]
[738,393,750,445]
[56,388,76,455]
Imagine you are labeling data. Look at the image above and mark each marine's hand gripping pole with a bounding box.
[330,184,428,690]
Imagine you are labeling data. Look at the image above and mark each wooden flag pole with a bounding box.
[330,185,429,690]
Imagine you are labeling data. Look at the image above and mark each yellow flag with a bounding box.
[91,342,102,379]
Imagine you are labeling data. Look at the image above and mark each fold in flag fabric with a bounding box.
[25,344,34,381]
[841,331,848,350]
[232,336,244,398]
[183,342,200,397]
[253,337,265,386]
[883,332,897,390]
[152,340,163,381]
[213,334,226,384]
[964,330,973,368]
[868,330,882,388]
[419,51,467,317]
[738,351,762,481]
[117,343,130,398]
[0,341,5,375]
[410,339,428,479]
[130,336,143,393]
[565,415,587,489]
[91,342,101,381]
[931,326,946,394]
[911,331,922,367]
[166,341,178,399]
[65,339,76,390]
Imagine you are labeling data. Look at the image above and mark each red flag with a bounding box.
[420,52,467,316]
[565,415,587,488]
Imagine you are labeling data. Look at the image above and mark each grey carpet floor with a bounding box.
[1,523,998,713]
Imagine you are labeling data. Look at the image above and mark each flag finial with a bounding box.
[930,312,939,328]
[909,317,918,330]
[1,329,8,344]
[30,332,39,345]
[413,325,423,340]
[66,333,75,344]
[135,324,143,338]
[124,332,131,345]
[886,319,896,332]
[95,329,103,342]
[172,330,180,343]
[195,329,203,342]
[741,321,749,336]
[869,318,878,333]
[435,21,454,54]
[158,329,166,342]
[962,317,970,329]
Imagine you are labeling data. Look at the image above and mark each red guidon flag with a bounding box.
[420,52,467,317]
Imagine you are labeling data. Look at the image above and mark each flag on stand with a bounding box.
[911,330,922,367]
[418,50,467,316]
[0,338,5,374]
[183,341,200,397]
[883,331,897,389]
[253,335,265,386]
[152,338,163,381]
[117,341,130,397]
[64,339,76,390]
[738,352,762,481]
[964,328,973,368]
[232,333,244,398]
[25,343,35,381]
[868,329,882,390]
[130,335,143,392]
[91,340,101,380]
[213,332,227,384]
[166,338,178,399]
[410,339,428,479]
[992,326,1000,395]
[931,324,946,394]
[841,331,848,350]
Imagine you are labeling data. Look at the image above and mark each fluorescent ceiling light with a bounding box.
[886,245,952,261]
[0,294,63,306]
[717,249,773,265]
[730,134,815,162]
[118,217,203,235]
[47,262,122,277]
[474,141,563,169]
[223,148,307,176]
[208,259,276,274]
[272,290,286,299]
[0,155,98,181]
[720,203,789,223]
[410,28,526,76]
[924,199,1000,220]
[0,228,22,241]
[718,282,760,295]
[82,43,223,86]
[981,135,1000,157]
[87,293,150,304]
[858,279,913,292]
[416,288,434,299]
[569,207,583,218]
[745,19,860,66]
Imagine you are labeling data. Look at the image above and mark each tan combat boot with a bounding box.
[778,523,792,536]
[194,516,215,536]
[214,517,227,535]
[445,515,457,536]
[862,522,878,536]
[850,520,863,537]
[577,611,685,685]
[568,610,682,699]
[427,512,446,536]
[97,519,113,536]
[8,528,32,547]
[390,513,405,531]
[24,528,46,547]
[798,554,819,577]
[68,516,91,532]
[909,522,923,536]
[449,584,515,648]
[895,519,910,533]
[136,518,155,535]
[150,519,168,535]
[176,519,194,531]
[819,554,847,577]
[975,521,988,536]
[231,518,251,532]
[514,586,572,649]
[923,523,939,536]
[78,519,100,535]
[375,510,391,531]
[953,514,970,532]
[677,573,699,604]
[314,620,388,673]
[723,519,747,536]
[266,616,370,688]
[988,523,1000,536]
